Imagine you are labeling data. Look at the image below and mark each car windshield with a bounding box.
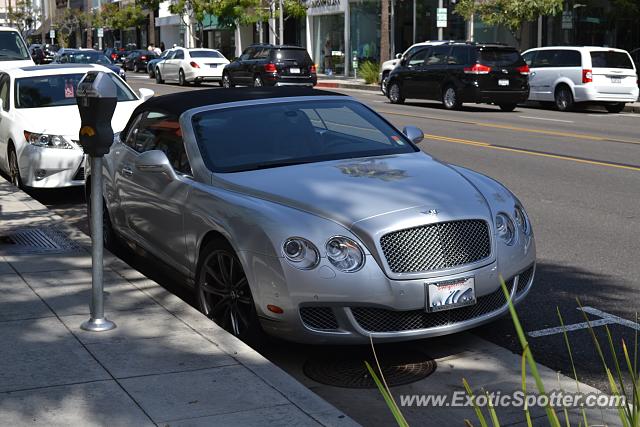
[478,48,524,67]
[0,31,30,61]
[190,50,222,58]
[590,51,633,69]
[16,73,137,108]
[63,52,113,64]
[193,100,418,173]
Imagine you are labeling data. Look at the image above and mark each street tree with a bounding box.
[54,8,82,48]
[7,0,42,38]
[380,0,390,64]
[455,0,563,46]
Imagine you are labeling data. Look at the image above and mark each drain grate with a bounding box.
[303,348,436,389]
[0,227,82,255]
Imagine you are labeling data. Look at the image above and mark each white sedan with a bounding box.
[0,64,153,188]
[154,48,229,86]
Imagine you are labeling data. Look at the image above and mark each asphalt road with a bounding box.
[30,71,640,407]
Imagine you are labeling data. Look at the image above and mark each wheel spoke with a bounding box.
[201,282,227,297]
[229,308,240,335]
[210,296,230,318]
[234,305,250,330]
[205,265,226,289]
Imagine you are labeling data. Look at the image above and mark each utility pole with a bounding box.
[278,0,283,44]
[437,0,443,40]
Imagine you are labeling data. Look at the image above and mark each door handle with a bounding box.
[122,166,133,177]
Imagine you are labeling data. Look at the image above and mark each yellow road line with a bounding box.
[379,110,640,145]
[423,134,640,172]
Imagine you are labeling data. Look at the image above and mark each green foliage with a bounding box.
[8,0,41,37]
[358,61,380,85]
[454,0,562,42]
[54,8,81,48]
[210,0,307,28]
[98,3,147,31]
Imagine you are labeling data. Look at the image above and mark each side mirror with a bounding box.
[135,150,174,176]
[138,88,154,101]
[403,126,424,144]
[395,53,402,59]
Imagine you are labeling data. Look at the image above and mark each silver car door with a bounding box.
[0,74,11,171]
[118,111,191,275]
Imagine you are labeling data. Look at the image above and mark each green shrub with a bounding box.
[358,61,380,85]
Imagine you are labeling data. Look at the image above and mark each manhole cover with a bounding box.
[303,348,436,388]
[0,227,82,255]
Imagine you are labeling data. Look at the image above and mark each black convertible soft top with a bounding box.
[136,87,347,117]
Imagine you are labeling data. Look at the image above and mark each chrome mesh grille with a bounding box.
[380,220,491,274]
[516,265,535,295]
[351,278,514,333]
[300,307,339,330]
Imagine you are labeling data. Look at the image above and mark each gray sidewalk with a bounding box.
[0,177,356,427]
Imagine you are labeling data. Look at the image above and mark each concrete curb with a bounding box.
[0,177,358,427]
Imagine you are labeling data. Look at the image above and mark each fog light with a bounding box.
[35,169,46,180]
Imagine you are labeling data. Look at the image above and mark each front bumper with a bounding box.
[18,144,85,188]
[252,241,535,344]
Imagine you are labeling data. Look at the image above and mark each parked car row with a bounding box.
[382,41,639,113]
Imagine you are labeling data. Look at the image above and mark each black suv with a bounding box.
[222,44,317,88]
[386,42,530,111]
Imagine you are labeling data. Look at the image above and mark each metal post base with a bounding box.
[81,317,117,332]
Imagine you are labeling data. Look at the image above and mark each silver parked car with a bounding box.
[93,87,536,344]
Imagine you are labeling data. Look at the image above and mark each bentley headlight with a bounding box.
[24,131,73,149]
[495,213,516,245]
[326,236,365,272]
[514,205,531,236]
[283,237,319,270]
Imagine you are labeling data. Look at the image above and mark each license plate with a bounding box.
[289,67,301,74]
[611,77,621,83]
[426,277,476,312]
[498,79,509,86]
[209,64,217,68]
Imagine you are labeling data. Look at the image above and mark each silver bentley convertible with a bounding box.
[93,87,536,344]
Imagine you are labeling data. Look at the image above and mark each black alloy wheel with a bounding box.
[196,239,262,342]
[387,82,405,104]
[555,86,575,112]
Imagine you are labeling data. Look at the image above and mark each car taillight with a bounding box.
[463,63,492,74]
[140,56,147,60]
[111,53,117,60]
[190,61,200,68]
[264,63,277,73]
[310,64,317,73]
[582,69,593,83]
[516,64,530,75]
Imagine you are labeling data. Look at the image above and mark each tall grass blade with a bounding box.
[520,348,533,427]
[364,360,409,427]
[463,378,489,427]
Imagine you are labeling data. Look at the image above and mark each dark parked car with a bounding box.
[53,48,127,80]
[28,44,45,64]
[147,49,172,78]
[222,44,316,88]
[123,50,157,72]
[386,42,530,111]
[104,47,130,64]
[631,48,640,95]
[41,43,59,64]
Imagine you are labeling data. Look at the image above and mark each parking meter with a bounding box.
[76,71,117,332]
[76,71,117,157]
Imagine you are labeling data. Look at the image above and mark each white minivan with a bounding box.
[521,46,638,113]
[0,27,34,70]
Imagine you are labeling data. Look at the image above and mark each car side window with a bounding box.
[447,46,469,65]
[174,50,184,60]
[403,46,421,60]
[555,50,581,67]
[522,51,536,66]
[123,113,145,150]
[254,48,270,59]
[239,47,255,61]
[532,50,557,68]
[407,48,430,67]
[425,46,450,66]
[166,51,176,60]
[0,75,10,111]
[131,111,191,175]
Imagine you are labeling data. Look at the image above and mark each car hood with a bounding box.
[215,152,493,231]
[15,101,141,139]
[0,59,35,70]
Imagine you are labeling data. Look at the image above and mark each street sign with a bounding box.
[436,8,447,28]
[97,28,103,38]
[561,11,573,30]
[49,29,55,39]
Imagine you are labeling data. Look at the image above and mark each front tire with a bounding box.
[196,238,263,343]
[8,146,22,188]
[387,81,405,104]
[87,193,121,252]
[380,72,389,95]
[605,102,625,113]
[499,103,517,112]
[221,73,233,88]
[155,68,164,84]
[442,86,462,110]
[555,86,574,112]
[133,63,140,73]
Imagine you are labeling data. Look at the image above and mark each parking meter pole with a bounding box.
[77,71,118,333]
[80,157,115,331]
